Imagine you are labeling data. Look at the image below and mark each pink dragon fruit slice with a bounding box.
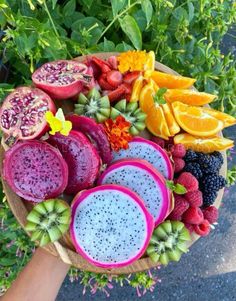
[47,130,100,194]
[97,159,171,227]
[2,140,68,202]
[70,184,154,268]
[111,136,173,180]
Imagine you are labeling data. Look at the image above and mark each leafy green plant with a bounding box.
[0,0,235,296]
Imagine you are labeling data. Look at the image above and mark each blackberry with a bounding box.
[184,149,198,162]
[197,153,221,174]
[202,191,218,207]
[200,173,227,193]
[184,162,203,180]
[211,151,224,167]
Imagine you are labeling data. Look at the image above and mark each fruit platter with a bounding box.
[0,51,234,274]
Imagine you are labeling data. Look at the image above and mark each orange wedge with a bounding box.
[146,106,171,140]
[139,79,159,112]
[174,133,234,153]
[150,71,196,89]
[130,76,144,102]
[144,51,155,71]
[162,103,180,136]
[164,89,216,106]
[172,101,224,137]
[202,107,236,128]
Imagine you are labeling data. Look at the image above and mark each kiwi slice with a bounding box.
[25,199,71,246]
[147,220,191,265]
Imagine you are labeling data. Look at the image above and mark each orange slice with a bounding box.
[174,133,234,153]
[162,103,180,136]
[139,79,159,112]
[202,107,236,128]
[172,101,224,137]
[130,76,144,102]
[150,71,196,89]
[146,106,171,140]
[144,51,155,71]
[164,89,216,106]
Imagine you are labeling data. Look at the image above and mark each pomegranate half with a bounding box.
[32,60,92,99]
[0,86,56,146]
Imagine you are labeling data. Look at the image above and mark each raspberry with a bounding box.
[185,190,203,207]
[202,206,219,224]
[182,207,204,225]
[184,223,195,234]
[168,196,189,220]
[170,144,186,158]
[176,172,199,192]
[151,136,165,149]
[173,157,185,173]
[193,219,210,236]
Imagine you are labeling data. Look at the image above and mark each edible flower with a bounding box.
[117,50,155,73]
[104,116,132,152]
[45,108,72,136]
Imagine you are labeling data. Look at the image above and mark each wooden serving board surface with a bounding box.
[0,52,227,274]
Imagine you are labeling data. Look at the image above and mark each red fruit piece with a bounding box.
[107,85,126,102]
[173,157,185,173]
[171,144,186,158]
[91,57,111,74]
[123,71,142,85]
[98,76,114,90]
[151,136,165,149]
[185,190,203,207]
[177,172,199,192]
[182,206,204,225]
[168,195,189,220]
[106,70,123,88]
[165,137,174,151]
[184,223,195,234]
[193,219,210,236]
[202,206,219,224]
[107,56,118,70]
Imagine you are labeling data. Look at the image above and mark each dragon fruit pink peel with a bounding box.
[70,184,154,268]
[47,130,100,194]
[98,159,171,227]
[3,140,68,202]
[111,136,173,180]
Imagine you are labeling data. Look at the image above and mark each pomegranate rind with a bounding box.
[47,130,101,194]
[70,184,154,268]
[32,60,91,100]
[66,114,112,164]
[0,86,56,143]
[2,140,68,203]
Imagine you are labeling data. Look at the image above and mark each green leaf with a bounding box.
[119,15,142,50]
[111,0,127,17]
[188,2,194,22]
[0,257,17,267]
[173,7,188,21]
[174,183,187,195]
[153,88,167,105]
[63,0,76,17]
[51,0,58,9]
[141,0,153,27]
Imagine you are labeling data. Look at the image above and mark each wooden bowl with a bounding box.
[0,53,227,275]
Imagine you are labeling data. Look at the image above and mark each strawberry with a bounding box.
[193,219,210,236]
[107,56,118,70]
[98,76,115,90]
[91,57,111,74]
[121,83,132,95]
[107,85,126,102]
[182,206,204,225]
[106,70,123,88]
[123,71,142,85]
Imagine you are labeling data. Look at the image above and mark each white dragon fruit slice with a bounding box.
[70,184,154,268]
[97,159,171,227]
[111,136,173,180]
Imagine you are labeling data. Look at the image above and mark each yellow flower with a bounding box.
[117,50,155,73]
[45,108,72,136]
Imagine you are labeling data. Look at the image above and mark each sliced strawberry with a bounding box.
[106,70,123,88]
[91,57,111,74]
[107,85,126,102]
[120,83,132,94]
[98,77,115,90]
[125,94,131,102]
[107,56,118,70]
[123,71,142,85]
